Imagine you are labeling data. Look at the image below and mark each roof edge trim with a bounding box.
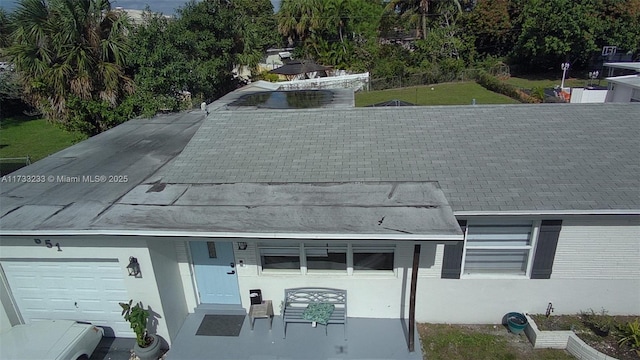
[0,230,463,241]
[454,209,640,216]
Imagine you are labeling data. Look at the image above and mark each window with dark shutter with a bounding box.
[530,220,562,279]
[441,220,466,279]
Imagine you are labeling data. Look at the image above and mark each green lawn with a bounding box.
[355,82,520,107]
[504,76,592,89]
[0,116,83,174]
[419,323,575,360]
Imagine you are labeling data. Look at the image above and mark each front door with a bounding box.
[190,241,241,304]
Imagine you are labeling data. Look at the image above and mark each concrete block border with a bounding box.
[524,313,619,360]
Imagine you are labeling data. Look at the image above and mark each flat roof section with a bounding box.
[604,62,640,72]
[607,74,640,89]
[93,182,462,240]
[0,112,205,232]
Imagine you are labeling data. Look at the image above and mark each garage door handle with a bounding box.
[227,270,235,275]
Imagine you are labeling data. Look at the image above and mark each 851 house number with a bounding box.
[34,238,62,251]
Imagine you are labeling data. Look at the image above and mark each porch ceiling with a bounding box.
[92,182,462,240]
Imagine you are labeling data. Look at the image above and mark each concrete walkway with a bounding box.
[168,313,423,360]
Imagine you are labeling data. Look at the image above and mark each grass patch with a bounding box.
[504,76,592,89]
[0,116,84,174]
[355,82,520,107]
[419,323,574,360]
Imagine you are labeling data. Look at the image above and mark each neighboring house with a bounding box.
[570,62,640,103]
[604,62,640,103]
[114,7,172,26]
[270,60,332,81]
[258,47,295,73]
[1,87,639,347]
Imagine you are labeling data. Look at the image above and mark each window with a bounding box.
[305,245,347,271]
[260,246,300,270]
[258,242,395,274]
[441,219,562,279]
[461,221,538,276]
[353,247,394,271]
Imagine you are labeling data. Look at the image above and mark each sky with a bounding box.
[0,0,281,15]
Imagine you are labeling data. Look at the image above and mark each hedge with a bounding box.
[474,70,540,103]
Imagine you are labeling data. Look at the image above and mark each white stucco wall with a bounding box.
[552,218,639,280]
[234,241,414,319]
[175,217,639,325]
[606,84,633,102]
[147,239,189,342]
[570,88,608,103]
[415,217,640,323]
[175,240,419,319]
[0,236,171,343]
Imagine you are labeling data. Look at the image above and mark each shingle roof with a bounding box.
[1,101,639,235]
[158,103,640,213]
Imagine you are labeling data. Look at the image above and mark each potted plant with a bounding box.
[120,300,162,360]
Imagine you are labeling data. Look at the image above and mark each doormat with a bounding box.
[196,314,246,336]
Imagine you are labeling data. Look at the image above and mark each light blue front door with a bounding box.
[190,241,241,304]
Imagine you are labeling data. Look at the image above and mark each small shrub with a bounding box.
[531,86,545,102]
[581,309,616,337]
[617,319,640,356]
[253,71,280,82]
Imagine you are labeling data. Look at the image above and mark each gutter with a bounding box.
[0,229,463,241]
[454,209,640,216]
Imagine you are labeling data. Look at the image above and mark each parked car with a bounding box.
[0,320,104,360]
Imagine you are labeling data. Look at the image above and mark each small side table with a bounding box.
[249,300,273,330]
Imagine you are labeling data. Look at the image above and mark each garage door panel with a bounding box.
[1,260,133,337]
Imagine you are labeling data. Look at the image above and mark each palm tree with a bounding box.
[7,0,132,132]
[386,0,461,39]
[0,9,11,48]
[324,0,348,54]
[233,0,278,73]
[277,0,323,46]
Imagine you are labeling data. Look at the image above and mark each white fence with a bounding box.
[276,73,370,91]
[570,88,608,103]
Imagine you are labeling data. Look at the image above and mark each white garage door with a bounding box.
[1,259,132,337]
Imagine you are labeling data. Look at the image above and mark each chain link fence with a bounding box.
[367,65,509,91]
[368,69,476,91]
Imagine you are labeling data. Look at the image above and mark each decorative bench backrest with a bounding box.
[284,287,347,310]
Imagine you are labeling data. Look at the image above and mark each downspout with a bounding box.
[408,243,421,352]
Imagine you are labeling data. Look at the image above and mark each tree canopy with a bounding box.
[128,0,278,114]
[7,0,133,134]
[2,0,639,136]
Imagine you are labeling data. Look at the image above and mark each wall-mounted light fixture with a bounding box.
[237,242,248,250]
[127,256,141,277]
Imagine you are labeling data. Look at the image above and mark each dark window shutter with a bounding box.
[441,220,466,279]
[531,220,562,279]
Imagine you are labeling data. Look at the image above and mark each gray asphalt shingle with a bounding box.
[158,103,640,212]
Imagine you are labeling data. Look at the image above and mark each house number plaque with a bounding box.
[34,238,62,251]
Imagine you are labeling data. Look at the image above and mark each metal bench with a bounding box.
[282,287,347,339]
